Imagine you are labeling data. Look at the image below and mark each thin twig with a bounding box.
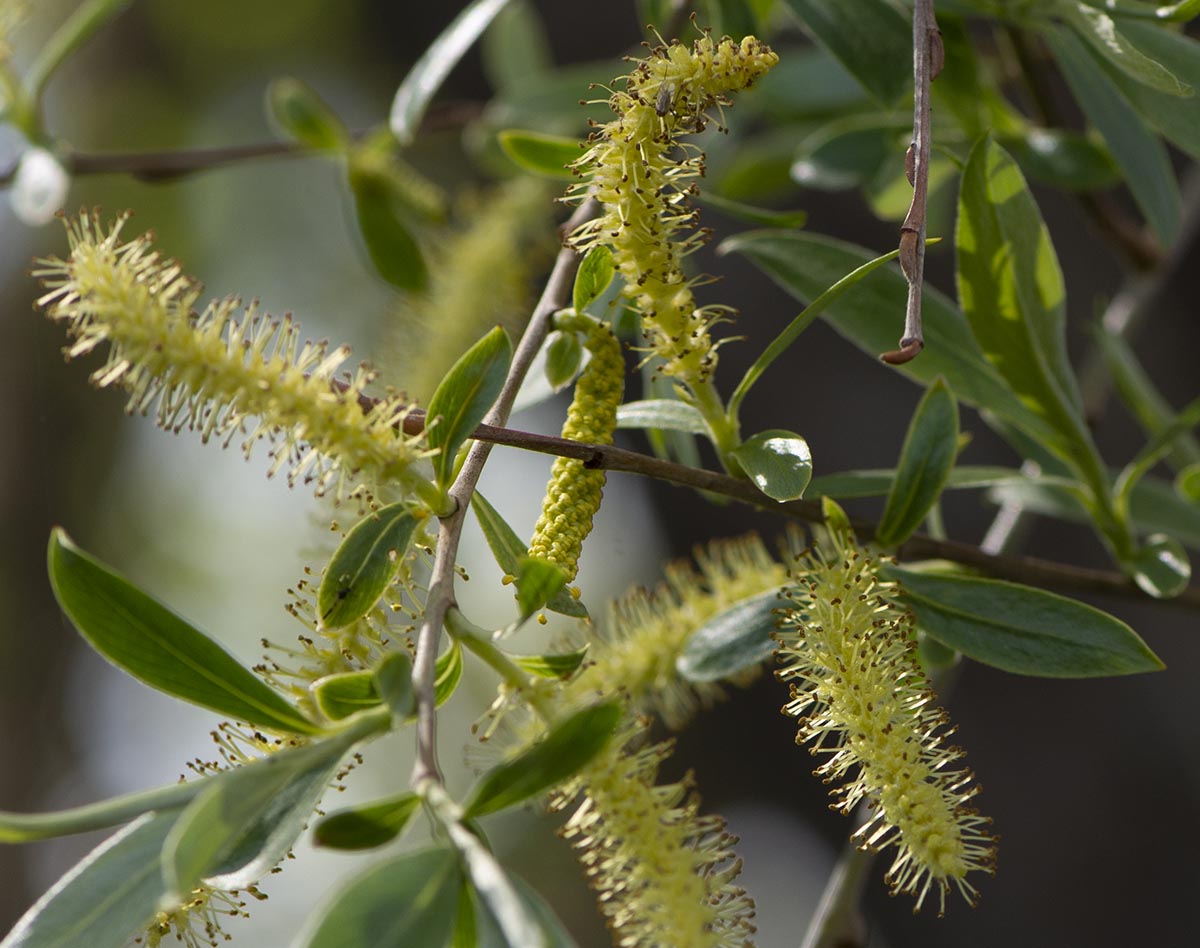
[883,0,941,366]
[408,199,596,786]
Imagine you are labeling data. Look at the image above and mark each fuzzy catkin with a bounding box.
[569,34,778,386]
[527,318,623,581]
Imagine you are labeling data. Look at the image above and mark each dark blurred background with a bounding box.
[1,2,1197,946]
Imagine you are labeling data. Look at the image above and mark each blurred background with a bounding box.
[1,1,1197,945]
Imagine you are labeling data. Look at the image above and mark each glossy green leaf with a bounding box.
[296,846,464,948]
[1176,462,1200,502]
[1087,0,1200,20]
[313,792,421,851]
[165,736,352,897]
[318,504,422,630]
[781,0,912,105]
[544,331,583,390]
[516,558,567,618]
[427,326,512,487]
[1001,127,1120,191]
[696,191,808,229]
[791,116,905,191]
[957,137,1101,474]
[512,645,589,680]
[573,246,615,313]
[1048,27,1180,242]
[1061,3,1193,95]
[348,167,429,291]
[312,670,380,721]
[470,492,588,618]
[375,651,417,719]
[463,700,622,818]
[498,129,579,180]
[0,812,177,948]
[266,77,348,151]
[676,590,783,683]
[876,380,960,547]
[47,529,318,735]
[390,0,513,144]
[729,430,813,502]
[1125,533,1191,598]
[884,566,1165,677]
[808,464,1021,500]
[718,231,1056,447]
[616,398,707,435]
[436,640,465,707]
[0,780,200,844]
[481,0,552,92]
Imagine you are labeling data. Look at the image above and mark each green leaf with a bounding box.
[544,331,583,390]
[296,846,464,948]
[616,398,708,435]
[791,116,905,191]
[1,812,177,948]
[427,326,513,487]
[1113,397,1200,524]
[512,645,590,680]
[436,640,465,707]
[876,379,960,547]
[1125,533,1191,598]
[47,529,318,735]
[808,464,1022,499]
[312,670,380,721]
[718,231,1055,449]
[516,558,567,618]
[781,0,912,105]
[497,129,579,180]
[164,737,352,897]
[375,651,417,719]
[317,504,423,630]
[956,137,1102,475]
[470,493,588,618]
[313,792,421,851]
[266,77,348,151]
[389,0,513,144]
[884,566,1165,677]
[481,0,552,92]
[573,246,615,313]
[696,191,808,229]
[1001,127,1120,191]
[720,237,905,421]
[675,590,783,683]
[463,700,622,818]
[1176,462,1200,502]
[348,166,429,291]
[1086,0,1200,21]
[1048,27,1180,242]
[729,430,813,503]
[0,780,201,844]
[1060,3,1193,95]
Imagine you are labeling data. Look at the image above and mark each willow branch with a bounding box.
[408,199,596,786]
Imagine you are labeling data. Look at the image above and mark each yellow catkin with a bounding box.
[775,531,997,914]
[34,210,430,505]
[527,316,623,581]
[569,34,778,386]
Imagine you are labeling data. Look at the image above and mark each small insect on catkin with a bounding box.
[528,317,623,582]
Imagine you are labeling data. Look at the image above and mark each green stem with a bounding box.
[447,608,556,719]
[689,378,740,470]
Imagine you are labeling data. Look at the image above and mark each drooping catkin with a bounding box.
[527,316,624,581]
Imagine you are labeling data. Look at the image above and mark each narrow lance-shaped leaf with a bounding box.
[47,529,319,735]
[427,326,512,487]
[317,504,423,630]
[616,398,707,434]
[0,811,178,948]
[516,557,567,618]
[875,379,960,547]
[1060,3,1193,96]
[512,644,590,680]
[266,77,349,151]
[573,246,615,313]
[312,670,380,721]
[883,566,1165,677]
[313,792,422,851]
[463,700,622,818]
[498,130,579,180]
[390,0,513,144]
[348,167,429,292]
[436,640,465,707]
[296,847,464,948]
[676,589,783,683]
[0,780,200,844]
[544,331,583,390]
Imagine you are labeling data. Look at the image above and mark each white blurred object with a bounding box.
[10,146,69,226]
